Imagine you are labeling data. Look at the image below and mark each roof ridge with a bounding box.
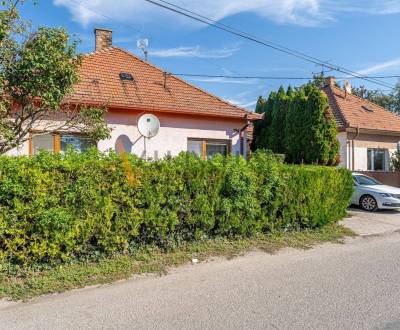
[107,47,253,116]
[330,84,399,116]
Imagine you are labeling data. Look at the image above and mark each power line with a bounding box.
[172,73,400,80]
[142,0,396,90]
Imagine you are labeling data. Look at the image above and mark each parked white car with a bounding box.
[352,173,400,211]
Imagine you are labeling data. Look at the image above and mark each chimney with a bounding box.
[94,28,112,51]
[325,76,336,87]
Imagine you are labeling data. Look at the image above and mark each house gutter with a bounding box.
[239,114,250,157]
[350,126,360,171]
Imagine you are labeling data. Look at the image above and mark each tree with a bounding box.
[0,1,110,154]
[391,151,400,171]
[268,86,287,154]
[252,92,275,151]
[252,84,339,165]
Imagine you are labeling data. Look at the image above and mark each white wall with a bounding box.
[337,132,399,171]
[100,111,245,159]
[337,132,348,168]
[6,111,246,158]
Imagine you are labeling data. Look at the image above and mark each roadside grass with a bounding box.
[0,224,355,301]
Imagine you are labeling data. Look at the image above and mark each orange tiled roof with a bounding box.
[66,47,259,120]
[322,84,400,133]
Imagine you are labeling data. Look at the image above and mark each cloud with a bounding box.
[54,0,400,28]
[188,77,258,85]
[226,98,258,109]
[149,46,239,59]
[357,57,400,75]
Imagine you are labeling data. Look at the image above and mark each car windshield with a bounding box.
[354,175,381,186]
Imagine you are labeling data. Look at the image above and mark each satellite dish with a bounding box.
[138,114,160,139]
[344,80,352,94]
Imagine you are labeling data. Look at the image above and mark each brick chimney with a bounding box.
[94,28,112,51]
[325,76,336,87]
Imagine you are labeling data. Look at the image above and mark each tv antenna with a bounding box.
[137,114,160,160]
[344,80,352,97]
[137,38,149,61]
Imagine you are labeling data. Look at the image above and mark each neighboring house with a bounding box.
[323,77,400,172]
[7,29,259,160]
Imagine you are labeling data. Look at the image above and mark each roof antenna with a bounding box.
[344,81,352,99]
[137,39,149,61]
[163,72,171,89]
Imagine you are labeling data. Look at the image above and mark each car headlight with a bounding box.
[379,193,392,198]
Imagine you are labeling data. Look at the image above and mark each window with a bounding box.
[60,134,95,153]
[30,133,95,155]
[31,133,55,154]
[353,175,381,186]
[187,138,230,160]
[367,148,388,171]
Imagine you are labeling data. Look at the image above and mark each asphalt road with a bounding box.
[1,233,400,330]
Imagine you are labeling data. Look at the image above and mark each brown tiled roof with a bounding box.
[66,47,259,120]
[322,84,400,133]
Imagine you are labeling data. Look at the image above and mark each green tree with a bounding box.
[284,88,307,163]
[391,151,400,171]
[302,86,339,165]
[0,1,110,154]
[268,86,287,153]
[253,84,339,165]
[252,92,275,151]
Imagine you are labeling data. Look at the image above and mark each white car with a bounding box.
[352,173,400,211]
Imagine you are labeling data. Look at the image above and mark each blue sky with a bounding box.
[20,0,400,110]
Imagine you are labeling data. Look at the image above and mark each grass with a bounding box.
[0,224,355,301]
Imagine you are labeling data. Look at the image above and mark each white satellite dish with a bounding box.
[344,80,352,95]
[138,114,160,139]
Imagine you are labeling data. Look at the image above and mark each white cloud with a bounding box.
[149,46,239,58]
[188,77,257,85]
[226,98,258,109]
[357,57,400,75]
[54,0,400,28]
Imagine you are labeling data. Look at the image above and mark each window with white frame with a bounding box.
[367,148,388,171]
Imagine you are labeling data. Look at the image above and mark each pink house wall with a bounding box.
[5,110,247,158]
[97,110,246,159]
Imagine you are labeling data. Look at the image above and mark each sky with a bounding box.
[19,0,400,110]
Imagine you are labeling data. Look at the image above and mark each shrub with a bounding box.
[0,150,353,266]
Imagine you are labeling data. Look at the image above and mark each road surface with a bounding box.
[2,231,400,330]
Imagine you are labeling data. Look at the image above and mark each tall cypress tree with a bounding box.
[252,84,339,165]
[269,86,287,153]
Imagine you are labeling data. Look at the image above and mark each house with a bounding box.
[323,77,400,171]
[7,29,259,160]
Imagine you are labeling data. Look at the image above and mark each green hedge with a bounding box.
[0,150,353,265]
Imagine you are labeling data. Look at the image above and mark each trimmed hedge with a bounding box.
[0,150,353,265]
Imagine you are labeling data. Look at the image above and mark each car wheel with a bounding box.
[360,195,378,212]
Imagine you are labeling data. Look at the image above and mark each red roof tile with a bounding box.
[66,47,259,120]
[322,84,400,133]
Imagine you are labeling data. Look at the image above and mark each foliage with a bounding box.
[253,84,340,165]
[352,83,400,114]
[0,1,110,154]
[391,150,400,171]
[0,224,354,301]
[0,150,353,266]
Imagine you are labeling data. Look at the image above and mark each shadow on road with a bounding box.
[348,206,400,215]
